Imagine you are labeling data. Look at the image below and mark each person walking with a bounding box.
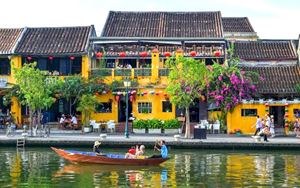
[294,118,300,138]
[253,115,262,136]
[270,116,275,137]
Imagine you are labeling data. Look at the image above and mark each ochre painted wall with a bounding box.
[227,103,300,135]
[91,94,118,122]
[81,55,89,78]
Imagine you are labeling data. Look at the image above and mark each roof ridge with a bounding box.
[109,10,222,13]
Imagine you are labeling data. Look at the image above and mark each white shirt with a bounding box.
[59,117,65,124]
[71,116,77,124]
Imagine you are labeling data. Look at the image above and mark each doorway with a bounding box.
[118,96,132,122]
[269,106,285,128]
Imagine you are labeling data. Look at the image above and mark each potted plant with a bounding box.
[148,119,163,134]
[234,128,242,136]
[163,119,181,134]
[132,119,148,134]
[76,94,98,133]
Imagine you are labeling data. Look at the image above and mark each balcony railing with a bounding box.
[114,69,132,77]
[91,69,113,77]
[134,68,152,77]
[158,68,170,76]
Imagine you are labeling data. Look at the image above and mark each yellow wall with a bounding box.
[11,97,21,126]
[227,103,300,135]
[81,55,89,78]
[91,93,118,122]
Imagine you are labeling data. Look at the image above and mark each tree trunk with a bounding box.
[36,109,42,136]
[185,107,191,138]
[29,109,33,136]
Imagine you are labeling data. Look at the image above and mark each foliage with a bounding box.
[163,119,181,129]
[133,119,148,129]
[147,119,163,129]
[13,62,59,135]
[3,85,25,106]
[76,94,99,127]
[166,56,210,138]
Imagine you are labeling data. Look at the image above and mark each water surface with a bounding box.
[1,147,300,187]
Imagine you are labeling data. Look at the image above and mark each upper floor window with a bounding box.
[138,102,152,114]
[162,101,172,112]
[0,58,10,75]
[241,109,257,117]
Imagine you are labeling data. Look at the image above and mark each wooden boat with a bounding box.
[51,147,169,166]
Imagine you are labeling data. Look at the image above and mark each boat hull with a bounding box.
[51,147,168,166]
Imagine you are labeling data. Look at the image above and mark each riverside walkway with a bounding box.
[1,129,300,149]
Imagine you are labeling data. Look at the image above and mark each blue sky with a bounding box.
[1,0,299,39]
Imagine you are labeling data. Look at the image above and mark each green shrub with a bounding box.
[133,119,148,129]
[148,119,163,129]
[163,119,181,129]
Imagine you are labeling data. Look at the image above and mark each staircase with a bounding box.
[16,138,26,148]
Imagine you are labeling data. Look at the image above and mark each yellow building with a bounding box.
[227,40,300,135]
[0,26,96,126]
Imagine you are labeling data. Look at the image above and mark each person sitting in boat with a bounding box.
[93,141,102,155]
[125,145,145,159]
[150,140,168,158]
[128,146,136,155]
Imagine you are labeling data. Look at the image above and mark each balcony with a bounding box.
[134,68,152,77]
[114,69,132,77]
[159,68,170,77]
[91,69,113,77]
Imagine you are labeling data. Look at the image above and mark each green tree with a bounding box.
[13,63,58,135]
[76,94,99,127]
[166,56,210,138]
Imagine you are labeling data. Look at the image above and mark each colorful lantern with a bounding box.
[265,103,269,106]
[115,95,120,102]
[119,52,126,57]
[95,92,99,96]
[69,56,75,60]
[27,56,32,61]
[190,51,197,57]
[139,51,148,57]
[48,56,54,60]
[214,51,221,57]
[129,95,134,102]
[164,52,171,57]
[285,103,289,106]
[285,113,289,118]
[96,52,103,58]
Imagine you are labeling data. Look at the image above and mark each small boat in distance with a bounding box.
[51,147,169,166]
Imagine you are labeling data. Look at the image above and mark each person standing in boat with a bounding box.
[93,141,102,155]
[150,140,168,158]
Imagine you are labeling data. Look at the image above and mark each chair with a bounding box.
[90,120,101,132]
[213,123,220,134]
[107,120,115,133]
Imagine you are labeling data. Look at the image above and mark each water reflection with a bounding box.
[1,148,300,187]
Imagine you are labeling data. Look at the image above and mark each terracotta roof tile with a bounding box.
[0,28,23,55]
[15,26,94,55]
[244,66,300,94]
[234,40,297,61]
[102,11,223,38]
[222,17,255,33]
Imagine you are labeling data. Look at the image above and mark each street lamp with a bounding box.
[123,80,131,138]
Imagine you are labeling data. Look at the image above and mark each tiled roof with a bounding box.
[233,40,297,61]
[244,66,300,94]
[15,26,94,55]
[222,17,255,33]
[0,28,24,55]
[101,11,223,38]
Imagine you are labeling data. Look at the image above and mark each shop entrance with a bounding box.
[269,106,285,128]
[118,96,132,122]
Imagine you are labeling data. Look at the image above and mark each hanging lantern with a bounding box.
[265,103,269,106]
[129,95,134,102]
[285,123,289,128]
[164,52,171,57]
[95,92,99,96]
[27,56,32,61]
[139,51,148,57]
[285,103,289,106]
[115,95,120,102]
[48,56,54,60]
[69,56,75,60]
[119,52,126,57]
[143,91,148,95]
[190,51,197,57]
[96,52,103,58]
[155,92,159,95]
[214,51,221,57]
[285,113,289,118]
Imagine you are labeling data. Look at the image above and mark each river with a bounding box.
[0,147,300,187]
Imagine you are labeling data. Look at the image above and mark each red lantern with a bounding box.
[139,51,148,57]
[27,56,32,61]
[70,56,75,60]
[265,103,269,106]
[119,52,126,57]
[285,103,289,106]
[190,51,197,57]
[164,52,171,57]
[214,51,221,57]
[285,123,289,128]
[96,52,103,58]
[285,113,289,118]
[95,92,99,96]
[115,95,120,102]
[48,56,54,60]
[129,95,134,102]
